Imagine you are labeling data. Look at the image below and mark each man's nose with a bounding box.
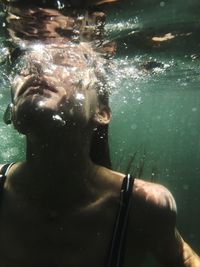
[29,61,43,76]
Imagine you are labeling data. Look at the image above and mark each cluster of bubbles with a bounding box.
[105,17,140,42]
[0,48,25,162]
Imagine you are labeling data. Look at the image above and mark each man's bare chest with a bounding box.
[0,193,117,267]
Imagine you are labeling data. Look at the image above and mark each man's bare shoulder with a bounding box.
[97,167,177,217]
[102,168,176,209]
[133,178,177,213]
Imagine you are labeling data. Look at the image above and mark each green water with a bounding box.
[0,0,200,265]
[108,0,200,257]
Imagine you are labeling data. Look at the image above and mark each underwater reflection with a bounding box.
[3,0,119,49]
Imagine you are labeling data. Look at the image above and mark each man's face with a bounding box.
[10,43,101,133]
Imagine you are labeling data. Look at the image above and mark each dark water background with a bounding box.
[0,0,199,265]
[106,0,200,261]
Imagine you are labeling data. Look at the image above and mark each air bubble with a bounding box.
[131,124,137,130]
[75,93,85,100]
[160,1,165,7]
[69,108,74,115]
[56,0,65,10]
[38,101,45,107]
[52,114,66,126]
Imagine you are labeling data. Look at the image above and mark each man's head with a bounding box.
[10,43,111,136]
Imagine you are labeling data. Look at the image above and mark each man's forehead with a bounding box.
[22,43,95,67]
[11,43,101,86]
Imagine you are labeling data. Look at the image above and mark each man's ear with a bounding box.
[93,105,111,125]
[3,103,13,125]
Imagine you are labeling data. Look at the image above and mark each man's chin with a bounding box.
[12,104,63,135]
[12,99,90,135]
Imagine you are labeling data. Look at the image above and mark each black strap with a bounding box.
[107,174,134,267]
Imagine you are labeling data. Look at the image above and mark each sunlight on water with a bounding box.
[105,18,140,41]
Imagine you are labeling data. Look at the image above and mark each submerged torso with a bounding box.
[0,190,117,266]
[0,164,153,267]
[0,163,173,267]
[0,203,146,267]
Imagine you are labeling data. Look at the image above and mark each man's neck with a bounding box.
[26,128,93,173]
[12,129,101,210]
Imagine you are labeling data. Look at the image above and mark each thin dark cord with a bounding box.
[107,174,134,267]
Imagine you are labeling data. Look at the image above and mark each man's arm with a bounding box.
[131,180,200,267]
[149,187,200,267]
[154,228,200,267]
[172,231,200,267]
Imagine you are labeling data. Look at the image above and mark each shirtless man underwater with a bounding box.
[0,0,200,266]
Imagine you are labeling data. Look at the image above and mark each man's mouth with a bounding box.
[17,76,57,97]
